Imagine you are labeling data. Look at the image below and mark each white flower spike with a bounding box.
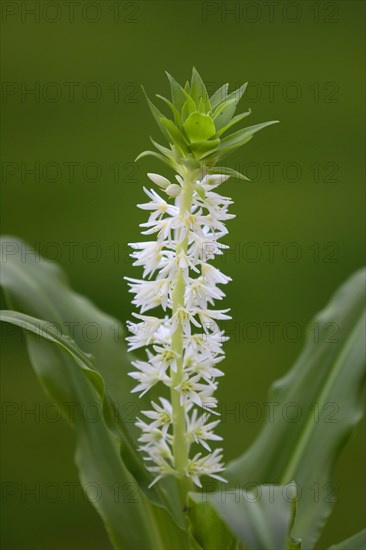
[126,170,230,488]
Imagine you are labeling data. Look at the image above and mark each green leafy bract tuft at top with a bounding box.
[136,68,278,179]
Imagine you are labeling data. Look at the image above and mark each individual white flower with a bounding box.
[152,320,173,346]
[140,216,175,242]
[136,420,171,448]
[173,211,202,242]
[125,277,170,312]
[201,262,232,285]
[187,449,227,487]
[176,374,216,408]
[186,409,222,451]
[170,307,201,336]
[184,332,227,357]
[185,276,225,309]
[129,360,170,396]
[157,249,194,281]
[137,187,178,222]
[140,398,173,436]
[129,241,164,278]
[143,446,177,488]
[151,345,180,373]
[126,313,167,351]
[185,354,225,382]
[196,308,232,333]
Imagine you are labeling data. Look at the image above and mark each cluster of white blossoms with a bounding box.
[126,170,234,488]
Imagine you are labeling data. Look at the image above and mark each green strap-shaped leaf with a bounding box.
[188,495,240,550]
[189,485,299,550]
[226,269,366,550]
[0,310,99,383]
[328,529,366,549]
[0,310,165,549]
[0,236,191,549]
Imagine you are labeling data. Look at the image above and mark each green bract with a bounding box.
[136,68,278,179]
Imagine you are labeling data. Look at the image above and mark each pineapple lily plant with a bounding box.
[1,69,365,550]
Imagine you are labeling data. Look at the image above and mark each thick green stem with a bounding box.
[170,169,196,505]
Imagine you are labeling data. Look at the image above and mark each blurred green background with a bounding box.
[1,1,365,548]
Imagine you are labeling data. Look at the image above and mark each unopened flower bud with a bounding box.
[165,184,181,197]
[147,173,170,189]
[206,174,230,186]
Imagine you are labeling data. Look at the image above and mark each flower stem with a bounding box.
[170,168,196,504]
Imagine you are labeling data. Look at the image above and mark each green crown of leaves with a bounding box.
[136,68,279,180]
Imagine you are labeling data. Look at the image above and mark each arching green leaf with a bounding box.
[226,269,366,550]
